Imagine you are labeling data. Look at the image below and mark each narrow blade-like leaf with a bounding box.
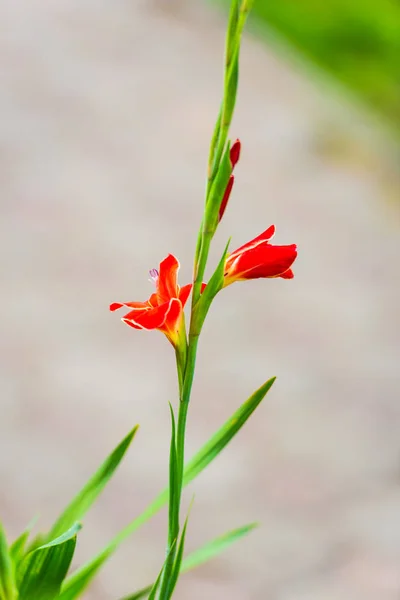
[158,404,179,599]
[58,547,112,600]
[147,566,163,600]
[17,523,81,600]
[47,426,138,542]
[119,522,257,600]
[9,517,38,568]
[148,538,177,600]
[183,377,275,484]
[62,378,274,596]
[0,522,17,600]
[181,522,257,572]
[167,404,178,548]
[165,512,190,599]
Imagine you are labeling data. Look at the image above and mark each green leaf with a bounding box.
[183,377,275,485]
[166,512,190,599]
[181,522,257,572]
[167,404,179,548]
[147,581,160,599]
[9,518,38,568]
[9,531,29,567]
[147,563,164,600]
[58,547,113,600]
[17,523,81,600]
[158,404,179,599]
[119,522,257,600]
[61,378,274,596]
[0,522,17,600]
[148,537,178,600]
[46,426,138,542]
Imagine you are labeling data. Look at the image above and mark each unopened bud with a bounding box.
[218,175,234,222]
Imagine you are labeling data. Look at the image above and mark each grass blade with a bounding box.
[181,522,257,571]
[46,426,138,542]
[158,404,179,599]
[165,512,190,599]
[62,378,274,596]
[17,523,81,600]
[0,522,17,600]
[119,522,257,600]
[9,517,38,569]
[148,538,177,600]
[58,547,112,600]
[183,377,275,484]
[147,565,163,600]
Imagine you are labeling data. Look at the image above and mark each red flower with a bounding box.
[110,254,191,347]
[218,139,241,222]
[224,225,297,285]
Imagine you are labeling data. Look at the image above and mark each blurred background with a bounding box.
[1,0,399,598]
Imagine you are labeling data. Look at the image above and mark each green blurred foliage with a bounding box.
[218,0,400,134]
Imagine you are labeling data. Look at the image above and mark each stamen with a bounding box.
[148,268,159,285]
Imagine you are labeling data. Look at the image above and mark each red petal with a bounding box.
[124,302,170,330]
[225,243,297,283]
[230,139,241,168]
[121,297,185,346]
[178,284,192,307]
[122,319,143,330]
[159,297,184,344]
[110,302,124,311]
[123,307,150,321]
[280,268,294,279]
[228,225,276,261]
[157,254,180,304]
[219,175,234,222]
[148,292,159,307]
[110,300,149,312]
[238,244,297,279]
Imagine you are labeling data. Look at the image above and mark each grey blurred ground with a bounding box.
[1,1,400,598]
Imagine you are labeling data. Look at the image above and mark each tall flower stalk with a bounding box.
[0,2,298,598]
[110,1,297,597]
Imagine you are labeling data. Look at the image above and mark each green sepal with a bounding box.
[191,238,231,336]
[226,1,240,56]
[204,142,232,235]
[207,105,223,180]
[209,1,240,180]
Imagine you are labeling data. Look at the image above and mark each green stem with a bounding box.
[160,4,254,595]
[176,336,199,493]
[191,231,213,309]
[159,337,198,599]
